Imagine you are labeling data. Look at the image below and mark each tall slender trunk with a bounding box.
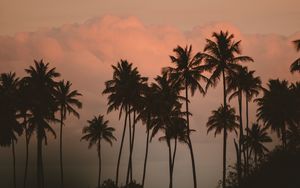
[222,70,227,188]
[168,141,173,188]
[245,96,249,176]
[115,108,128,186]
[237,91,243,184]
[126,108,132,185]
[59,110,64,188]
[223,129,227,188]
[171,138,177,174]
[129,110,136,183]
[37,131,44,188]
[185,81,197,188]
[98,140,102,188]
[142,116,150,187]
[23,117,29,188]
[12,139,16,188]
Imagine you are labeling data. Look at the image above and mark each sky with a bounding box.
[0,0,300,188]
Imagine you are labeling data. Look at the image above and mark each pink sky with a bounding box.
[0,1,300,188]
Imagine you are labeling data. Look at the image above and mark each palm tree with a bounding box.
[206,105,239,188]
[24,59,60,188]
[244,123,272,167]
[227,67,262,177]
[290,39,300,73]
[164,45,207,188]
[18,78,32,188]
[0,72,23,188]
[55,80,82,188]
[203,30,253,188]
[81,115,116,188]
[102,59,147,185]
[150,73,184,188]
[256,79,298,149]
[203,31,253,106]
[158,116,189,188]
[136,85,156,187]
[226,66,248,181]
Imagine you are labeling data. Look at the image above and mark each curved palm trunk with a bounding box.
[126,108,132,185]
[142,117,150,187]
[185,82,197,188]
[59,110,64,188]
[23,117,29,188]
[168,141,173,188]
[171,138,177,174]
[98,140,102,188]
[115,108,128,186]
[222,70,227,188]
[12,139,16,188]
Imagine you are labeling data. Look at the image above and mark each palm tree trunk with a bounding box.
[168,141,173,188]
[115,108,128,186]
[129,110,136,183]
[234,138,241,186]
[23,117,29,188]
[222,70,227,188]
[12,139,16,188]
[237,91,243,184]
[59,110,64,188]
[185,81,197,188]
[126,108,132,185]
[98,140,102,188]
[223,129,227,188]
[171,138,177,175]
[142,117,150,187]
[245,97,249,176]
[37,132,43,188]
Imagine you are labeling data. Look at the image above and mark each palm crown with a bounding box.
[207,104,239,136]
[81,115,116,148]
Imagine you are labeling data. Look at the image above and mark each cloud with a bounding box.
[0,15,300,188]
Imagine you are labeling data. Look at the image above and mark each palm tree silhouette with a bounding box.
[136,84,157,187]
[150,73,184,188]
[244,123,272,167]
[164,45,208,188]
[18,78,32,188]
[103,59,147,185]
[0,72,23,188]
[81,115,116,188]
[158,116,189,188]
[55,80,82,188]
[206,104,239,188]
[226,67,262,177]
[290,39,300,73]
[226,66,248,181]
[24,59,60,188]
[256,79,298,149]
[203,31,253,187]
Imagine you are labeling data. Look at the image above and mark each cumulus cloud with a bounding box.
[0,15,300,188]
